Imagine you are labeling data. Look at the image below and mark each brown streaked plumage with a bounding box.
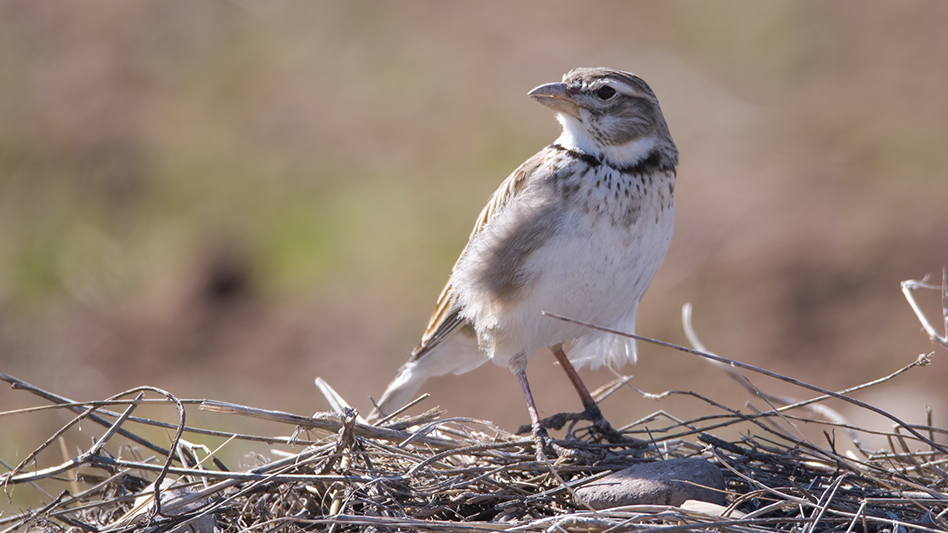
[415,158,534,355]
[372,68,678,457]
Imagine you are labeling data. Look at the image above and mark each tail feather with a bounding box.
[371,327,485,421]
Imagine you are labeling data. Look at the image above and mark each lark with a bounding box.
[374,68,678,452]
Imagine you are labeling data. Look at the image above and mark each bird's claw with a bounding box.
[519,405,644,447]
[529,425,597,462]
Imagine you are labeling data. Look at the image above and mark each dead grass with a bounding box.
[3,283,947,532]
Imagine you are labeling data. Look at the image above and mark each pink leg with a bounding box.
[550,345,628,444]
[551,345,601,414]
[515,368,551,457]
[515,347,631,447]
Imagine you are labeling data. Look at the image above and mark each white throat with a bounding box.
[555,113,656,167]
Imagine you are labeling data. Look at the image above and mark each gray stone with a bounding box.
[575,458,726,510]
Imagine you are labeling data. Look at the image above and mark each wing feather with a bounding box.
[410,151,547,359]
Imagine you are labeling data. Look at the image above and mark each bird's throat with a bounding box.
[555,113,658,169]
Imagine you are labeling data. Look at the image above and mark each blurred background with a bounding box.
[2,0,948,506]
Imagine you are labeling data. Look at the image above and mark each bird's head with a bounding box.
[529,67,677,168]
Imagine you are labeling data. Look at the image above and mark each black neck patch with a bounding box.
[549,143,675,176]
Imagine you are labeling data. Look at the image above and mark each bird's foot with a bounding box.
[528,424,595,462]
[530,424,553,461]
[518,405,645,447]
[578,404,635,445]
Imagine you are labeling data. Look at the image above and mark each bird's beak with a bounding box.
[528,82,579,118]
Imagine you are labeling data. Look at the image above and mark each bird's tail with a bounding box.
[369,329,486,422]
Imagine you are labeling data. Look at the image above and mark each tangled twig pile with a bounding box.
[3,359,946,532]
[2,280,947,532]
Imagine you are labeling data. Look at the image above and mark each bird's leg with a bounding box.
[550,345,628,443]
[515,368,552,460]
[550,345,601,415]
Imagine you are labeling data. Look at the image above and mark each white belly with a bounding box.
[454,168,675,371]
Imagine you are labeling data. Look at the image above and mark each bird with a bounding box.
[372,67,678,452]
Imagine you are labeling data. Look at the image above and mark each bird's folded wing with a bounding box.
[410,151,546,360]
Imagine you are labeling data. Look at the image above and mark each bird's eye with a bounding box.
[595,86,617,100]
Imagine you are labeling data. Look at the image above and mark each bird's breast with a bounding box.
[556,163,675,238]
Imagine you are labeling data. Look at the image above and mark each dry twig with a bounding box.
[2,295,946,532]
